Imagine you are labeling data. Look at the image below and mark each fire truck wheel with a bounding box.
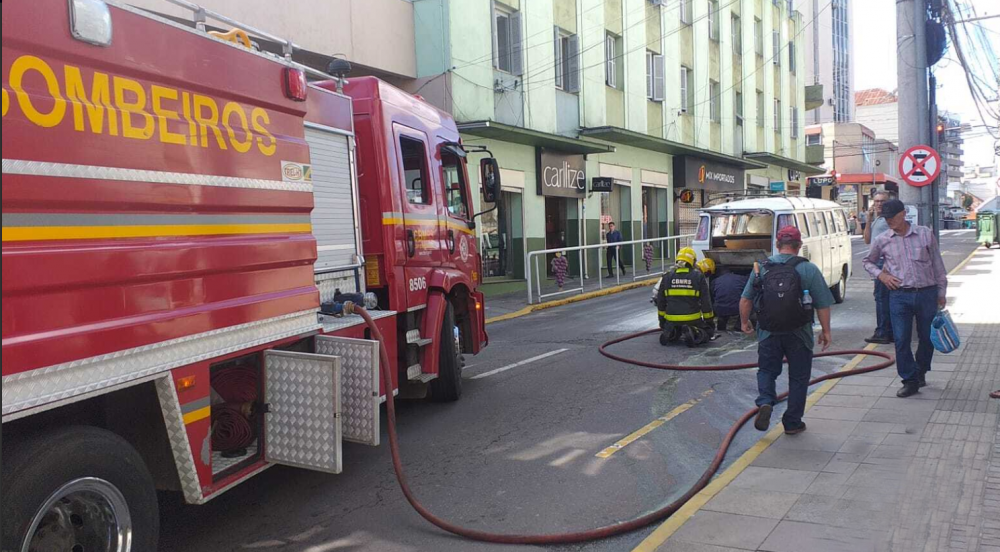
[430,302,464,402]
[2,426,159,552]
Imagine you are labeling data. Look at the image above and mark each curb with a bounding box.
[486,278,660,325]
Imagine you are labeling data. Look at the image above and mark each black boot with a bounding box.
[897,381,920,398]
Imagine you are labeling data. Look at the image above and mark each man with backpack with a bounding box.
[739,226,834,435]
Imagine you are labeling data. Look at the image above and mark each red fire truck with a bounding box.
[1,1,496,549]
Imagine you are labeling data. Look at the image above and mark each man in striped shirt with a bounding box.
[863,200,949,398]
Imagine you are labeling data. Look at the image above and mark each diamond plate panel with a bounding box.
[154,377,205,505]
[318,310,396,334]
[316,271,360,304]
[1,159,312,193]
[315,336,380,447]
[264,351,342,474]
[2,311,320,417]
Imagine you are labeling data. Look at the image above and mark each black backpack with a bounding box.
[755,257,811,332]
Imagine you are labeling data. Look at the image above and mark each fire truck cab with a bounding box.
[1,1,496,549]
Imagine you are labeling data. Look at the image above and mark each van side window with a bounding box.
[827,212,840,234]
[811,212,827,235]
[796,214,811,238]
[442,151,470,219]
[400,137,430,205]
[777,214,796,230]
[837,211,849,233]
[696,216,711,241]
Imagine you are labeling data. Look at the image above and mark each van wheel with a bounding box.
[2,426,160,552]
[831,268,848,304]
[430,302,464,402]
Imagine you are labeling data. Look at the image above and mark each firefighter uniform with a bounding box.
[656,252,715,334]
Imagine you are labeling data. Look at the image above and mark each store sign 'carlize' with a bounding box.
[537,149,586,198]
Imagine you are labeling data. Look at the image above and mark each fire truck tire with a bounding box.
[2,426,159,552]
[430,302,464,402]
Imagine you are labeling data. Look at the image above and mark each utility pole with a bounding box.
[897,0,932,226]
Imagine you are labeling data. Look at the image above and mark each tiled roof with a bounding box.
[855,88,898,106]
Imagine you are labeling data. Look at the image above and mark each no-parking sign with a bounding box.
[899,145,942,188]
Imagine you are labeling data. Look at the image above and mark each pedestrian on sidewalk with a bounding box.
[740,226,834,435]
[551,251,569,291]
[606,222,626,277]
[859,209,868,233]
[862,199,949,398]
[848,214,858,235]
[864,192,895,345]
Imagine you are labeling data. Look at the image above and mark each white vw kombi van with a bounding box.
[692,197,853,303]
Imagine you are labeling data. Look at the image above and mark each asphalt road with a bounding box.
[159,230,982,552]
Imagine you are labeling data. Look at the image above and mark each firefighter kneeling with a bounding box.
[656,248,716,347]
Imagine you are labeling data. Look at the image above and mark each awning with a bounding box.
[458,121,615,155]
[743,152,827,176]
[579,126,767,170]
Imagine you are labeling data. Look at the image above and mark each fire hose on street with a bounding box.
[351,305,896,546]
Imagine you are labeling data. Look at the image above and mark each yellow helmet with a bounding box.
[676,247,697,267]
[697,258,717,275]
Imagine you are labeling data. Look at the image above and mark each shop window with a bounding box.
[400,137,430,205]
[442,151,469,220]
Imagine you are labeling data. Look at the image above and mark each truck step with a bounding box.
[405,331,433,347]
[406,364,436,383]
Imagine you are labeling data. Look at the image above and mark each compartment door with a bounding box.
[315,336,381,447]
[264,351,343,474]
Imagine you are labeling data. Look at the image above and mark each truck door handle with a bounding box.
[447,230,456,254]
[407,230,416,257]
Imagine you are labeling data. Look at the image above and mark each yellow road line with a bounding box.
[597,389,715,459]
[632,343,879,552]
[486,278,660,325]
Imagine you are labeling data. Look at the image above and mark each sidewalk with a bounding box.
[643,247,1000,552]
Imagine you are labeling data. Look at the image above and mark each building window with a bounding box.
[606,33,622,89]
[554,29,580,93]
[680,66,692,113]
[791,106,799,139]
[774,99,782,134]
[494,8,523,75]
[732,14,742,55]
[710,80,721,123]
[788,41,796,73]
[773,31,781,66]
[755,18,764,56]
[807,133,821,146]
[646,51,664,101]
[680,0,693,25]
[757,90,765,127]
[709,0,720,41]
[736,92,744,126]
[832,0,851,122]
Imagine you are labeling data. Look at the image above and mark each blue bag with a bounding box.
[930,310,961,354]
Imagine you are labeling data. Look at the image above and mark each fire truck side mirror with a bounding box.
[481,158,501,204]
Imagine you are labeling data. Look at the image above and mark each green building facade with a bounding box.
[409,0,823,282]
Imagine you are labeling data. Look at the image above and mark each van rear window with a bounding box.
[711,213,773,237]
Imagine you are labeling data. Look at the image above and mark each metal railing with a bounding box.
[526,234,695,305]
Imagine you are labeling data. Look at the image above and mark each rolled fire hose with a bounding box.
[211,367,259,404]
[351,305,896,545]
[212,403,256,453]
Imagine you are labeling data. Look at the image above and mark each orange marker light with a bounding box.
[176,376,197,392]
